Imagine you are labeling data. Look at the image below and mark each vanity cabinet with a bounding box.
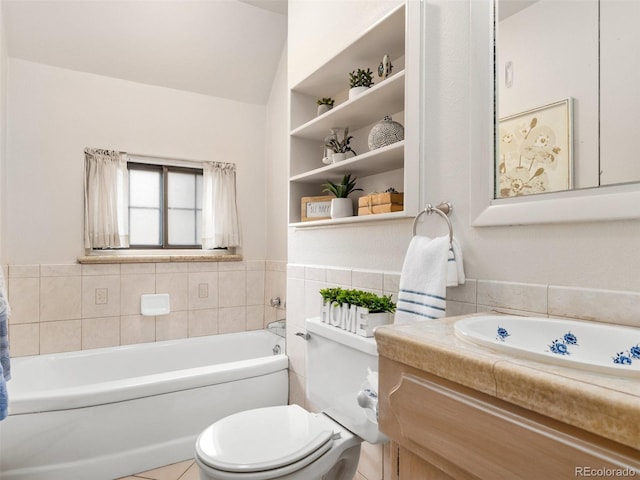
[379,357,640,480]
[288,2,421,227]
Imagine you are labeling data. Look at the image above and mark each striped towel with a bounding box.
[395,235,451,324]
[0,267,10,421]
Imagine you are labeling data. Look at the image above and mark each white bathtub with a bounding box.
[0,330,288,480]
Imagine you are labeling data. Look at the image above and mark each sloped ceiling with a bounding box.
[1,0,288,105]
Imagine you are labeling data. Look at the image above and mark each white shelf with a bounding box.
[290,141,405,184]
[288,1,420,227]
[291,71,405,140]
[290,210,410,229]
[291,5,406,97]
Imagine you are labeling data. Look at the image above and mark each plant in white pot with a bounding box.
[321,174,363,219]
[348,68,374,99]
[319,287,396,337]
[324,127,356,163]
[316,97,335,116]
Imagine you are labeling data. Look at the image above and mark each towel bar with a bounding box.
[412,202,453,242]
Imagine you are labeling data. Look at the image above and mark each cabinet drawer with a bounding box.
[380,359,639,479]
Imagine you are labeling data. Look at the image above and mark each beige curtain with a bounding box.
[84,148,129,249]
[202,162,240,248]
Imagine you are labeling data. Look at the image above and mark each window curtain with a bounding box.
[84,148,130,249]
[202,162,240,248]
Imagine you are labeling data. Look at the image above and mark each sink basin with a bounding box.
[454,315,640,377]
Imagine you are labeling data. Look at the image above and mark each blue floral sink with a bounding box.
[454,315,640,377]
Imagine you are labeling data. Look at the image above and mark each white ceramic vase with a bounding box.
[330,198,353,218]
[349,86,369,100]
[331,152,347,163]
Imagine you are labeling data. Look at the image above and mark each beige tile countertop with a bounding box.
[374,313,640,451]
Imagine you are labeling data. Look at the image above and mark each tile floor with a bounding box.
[116,459,199,480]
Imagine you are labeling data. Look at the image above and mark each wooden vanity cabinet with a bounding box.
[379,357,640,480]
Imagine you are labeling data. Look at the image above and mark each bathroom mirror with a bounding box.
[470,0,640,225]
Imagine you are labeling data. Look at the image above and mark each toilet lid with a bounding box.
[196,404,335,473]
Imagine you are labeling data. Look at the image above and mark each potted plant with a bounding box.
[319,287,395,337]
[348,68,374,99]
[324,127,356,163]
[321,173,363,219]
[316,97,335,116]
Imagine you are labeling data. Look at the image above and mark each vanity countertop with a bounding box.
[374,314,640,451]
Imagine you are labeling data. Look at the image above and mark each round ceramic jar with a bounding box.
[368,115,404,150]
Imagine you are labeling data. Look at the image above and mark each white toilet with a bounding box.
[195,317,387,480]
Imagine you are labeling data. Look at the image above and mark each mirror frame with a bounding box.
[469,0,640,226]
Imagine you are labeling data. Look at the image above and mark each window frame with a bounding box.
[127,162,204,250]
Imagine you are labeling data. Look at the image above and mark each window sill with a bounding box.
[77,251,242,264]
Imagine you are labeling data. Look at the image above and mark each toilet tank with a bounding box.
[305,317,387,444]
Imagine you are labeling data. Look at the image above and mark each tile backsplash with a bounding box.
[3,260,286,357]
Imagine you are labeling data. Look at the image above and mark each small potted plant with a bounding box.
[324,127,356,163]
[348,68,374,99]
[319,287,395,337]
[321,173,363,219]
[316,97,335,116]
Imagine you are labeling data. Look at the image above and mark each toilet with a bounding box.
[195,317,387,480]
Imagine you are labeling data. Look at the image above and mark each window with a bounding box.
[128,163,203,248]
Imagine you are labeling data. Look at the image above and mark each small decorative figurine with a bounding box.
[378,54,393,78]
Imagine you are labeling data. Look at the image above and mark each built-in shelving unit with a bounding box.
[289,2,421,227]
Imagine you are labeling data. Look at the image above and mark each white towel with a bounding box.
[395,235,450,324]
[0,267,10,421]
[447,238,466,287]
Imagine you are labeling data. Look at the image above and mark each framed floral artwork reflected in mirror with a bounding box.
[496,98,573,198]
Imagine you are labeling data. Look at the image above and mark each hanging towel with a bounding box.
[447,238,466,287]
[395,235,451,324]
[0,267,10,421]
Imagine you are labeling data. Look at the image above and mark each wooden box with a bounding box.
[358,192,404,216]
[301,196,332,222]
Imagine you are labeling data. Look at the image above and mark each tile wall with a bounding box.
[286,263,640,480]
[3,260,287,357]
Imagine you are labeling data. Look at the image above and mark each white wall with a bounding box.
[6,59,267,264]
[265,44,289,263]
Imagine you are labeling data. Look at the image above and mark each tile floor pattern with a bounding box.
[116,459,199,480]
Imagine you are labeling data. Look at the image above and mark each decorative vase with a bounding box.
[317,104,332,116]
[349,86,369,100]
[330,198,353,218]
[368,115,404,150]
[331,152,347,163]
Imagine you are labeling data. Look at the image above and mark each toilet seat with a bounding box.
[196,405,339,479]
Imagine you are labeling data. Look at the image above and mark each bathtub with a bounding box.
[0,329,288,480]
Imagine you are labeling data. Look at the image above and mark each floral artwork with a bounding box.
[497,99,572,198]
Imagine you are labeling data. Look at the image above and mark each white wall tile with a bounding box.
[121,314,156,345]
[218,306,246,334]
[188,271,219,310]
[549,286,640,327]
[82,316,120,350]
[8,323,39,356]
[8,277,39,324]
[121,274,156,316]
[156,311,188,341]
[40,275,82,321]
[40,319,82,354]
[188,309,218,337]
[246,305,265,330]
[246,271,265,306]
[156,273,189,311]
[82,275,121,319]
[352,269,383,291]
[8,264,39,278]
[219,271,247,307]
[40,264,81,277]
[326,267,352,286]
[477,280,547,314]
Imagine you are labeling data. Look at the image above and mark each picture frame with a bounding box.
[497,98,573,198]
[301,196,332,222]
